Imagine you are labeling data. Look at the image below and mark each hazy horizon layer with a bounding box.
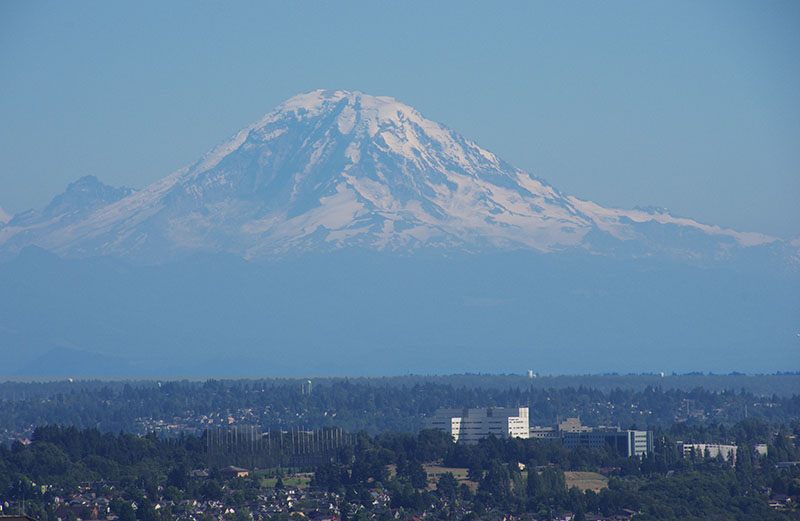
[2,247,796,378]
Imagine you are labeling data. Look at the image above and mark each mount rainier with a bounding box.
[0,90,784,263]
[0,90,796,376]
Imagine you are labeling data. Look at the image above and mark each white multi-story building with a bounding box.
[424,407,530,444]
[680,443,738,466]
[561,428,653,458]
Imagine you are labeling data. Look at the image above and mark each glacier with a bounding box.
[0,90,785,264]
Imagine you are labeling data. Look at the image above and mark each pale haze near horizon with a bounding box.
[0,1,798,238]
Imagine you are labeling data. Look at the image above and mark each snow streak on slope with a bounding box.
[0,90,780,262]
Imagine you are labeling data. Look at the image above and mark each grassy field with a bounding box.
[423,464,478,492]
[255,466,606,493]
[421,465,607,494]
[564,471,608,492]
[260,473,313,489]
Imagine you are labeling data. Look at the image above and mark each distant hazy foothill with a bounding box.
[0,90,797,376]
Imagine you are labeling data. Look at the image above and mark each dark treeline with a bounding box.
[4,373,799,398]
[1,423,799,521]
[2,378,799,442]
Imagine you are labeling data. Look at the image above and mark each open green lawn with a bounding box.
[294,463,605,494]
[564,471,608,492]
[423,464,478,492]
[260,473,313,489]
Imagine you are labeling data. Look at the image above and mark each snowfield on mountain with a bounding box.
[0,90,784,264]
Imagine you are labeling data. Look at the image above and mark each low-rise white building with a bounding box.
[424,407,530,444]
[529,426,559,440]
[557,417,592,433]
[680,443,738,466]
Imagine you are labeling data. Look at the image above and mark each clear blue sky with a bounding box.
[1,1,798,237]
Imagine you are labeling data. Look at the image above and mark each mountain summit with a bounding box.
[0,91,797,375]
[0,90,780,263]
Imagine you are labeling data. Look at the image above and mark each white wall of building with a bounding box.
[424,407,530,444]
[681,443,738,466]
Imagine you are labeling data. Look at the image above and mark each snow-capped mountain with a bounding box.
[0,90,782,263]
[1,90,797,375]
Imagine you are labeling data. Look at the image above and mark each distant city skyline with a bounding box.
[1,1,798,238]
